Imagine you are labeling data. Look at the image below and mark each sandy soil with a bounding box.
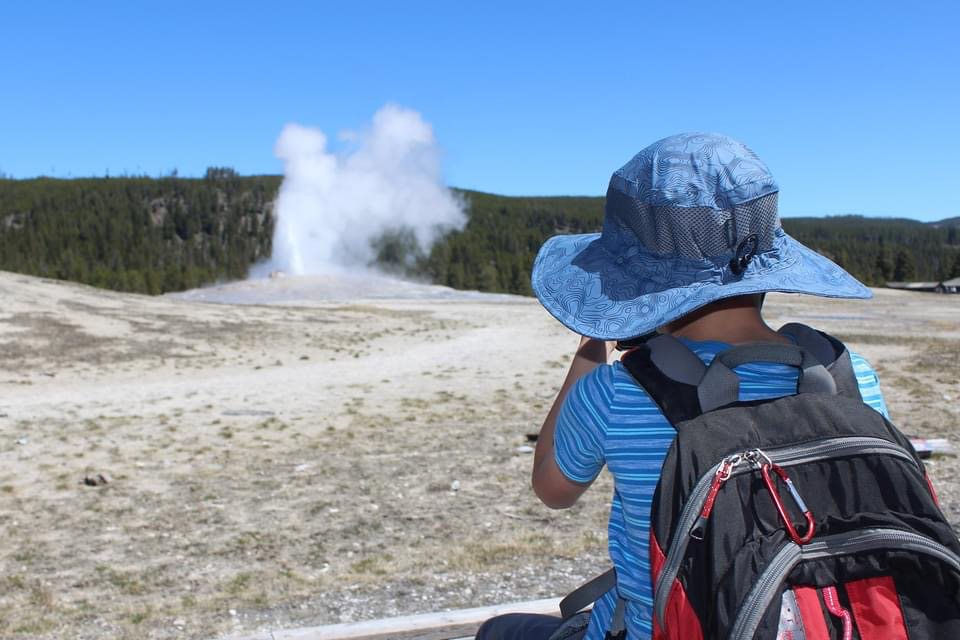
[0,271,958,639]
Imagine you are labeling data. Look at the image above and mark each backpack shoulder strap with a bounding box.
[778,323,861,400]
[559,568,616,619]
[622,330,846,423]
[620,334,707,425]
[697,343,836,412]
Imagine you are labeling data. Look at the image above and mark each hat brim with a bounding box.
[531,229,872,340]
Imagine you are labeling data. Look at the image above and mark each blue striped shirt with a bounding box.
[553,339,889,640]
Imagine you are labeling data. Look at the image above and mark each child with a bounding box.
[476,132,887,640]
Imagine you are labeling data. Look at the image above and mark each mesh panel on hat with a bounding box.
[605,190,780,260]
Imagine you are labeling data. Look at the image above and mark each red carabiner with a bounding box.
[761,462,816,544]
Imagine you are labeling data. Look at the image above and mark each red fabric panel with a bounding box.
[794,586,830,640]
[650,531,666,582]
[650,532,667,640]
[846,576,909,640]
[649,532,703,640]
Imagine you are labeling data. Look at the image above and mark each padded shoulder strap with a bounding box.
[621,335,706,426]
[622,329,853,424]
[778,323,861,400]
[697,343,836,413]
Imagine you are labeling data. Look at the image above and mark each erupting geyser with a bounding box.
[263,104,465,276]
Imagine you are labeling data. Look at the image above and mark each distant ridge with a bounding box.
[0,176,957,295]
[782,214,958,226]
[929,216,960,228]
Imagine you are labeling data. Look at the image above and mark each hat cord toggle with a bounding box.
[729,233,759,275]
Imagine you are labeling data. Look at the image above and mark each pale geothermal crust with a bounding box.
[0,270,958,639]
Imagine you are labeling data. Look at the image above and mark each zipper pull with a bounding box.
[690,454,742,540]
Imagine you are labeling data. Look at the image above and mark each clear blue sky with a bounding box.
[1,1,958,221]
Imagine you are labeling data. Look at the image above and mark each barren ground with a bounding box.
[0,271,958,639]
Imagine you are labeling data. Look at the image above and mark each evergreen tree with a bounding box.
[875,246,893,281]
[893,249,916,281]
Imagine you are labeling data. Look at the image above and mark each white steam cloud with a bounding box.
[264,104,465,275]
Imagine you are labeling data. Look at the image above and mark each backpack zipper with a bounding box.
[728,528,960,640]
[654,436,919,629]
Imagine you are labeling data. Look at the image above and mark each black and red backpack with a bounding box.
[559,324,960,640]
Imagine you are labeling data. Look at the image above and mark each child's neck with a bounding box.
[666,305,789,346]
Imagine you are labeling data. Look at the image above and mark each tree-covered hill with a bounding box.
[0,170,279,293]
[409,192,960,293]
[929,216,960,228]
[779,216,960,285]
[409,190,606,295]
[1,175,958,295]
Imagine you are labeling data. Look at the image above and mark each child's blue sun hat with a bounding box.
[531,132,871,340]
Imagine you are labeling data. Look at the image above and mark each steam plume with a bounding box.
[264,104,465,275]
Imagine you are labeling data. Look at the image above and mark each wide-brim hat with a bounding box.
[531,133,871,340]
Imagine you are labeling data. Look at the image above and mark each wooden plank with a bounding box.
[234,597,561,640]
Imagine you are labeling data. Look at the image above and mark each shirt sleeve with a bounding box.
[849,351,891,420]
[553,365,611,484]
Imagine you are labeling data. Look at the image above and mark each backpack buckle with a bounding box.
[761,462,816,544]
